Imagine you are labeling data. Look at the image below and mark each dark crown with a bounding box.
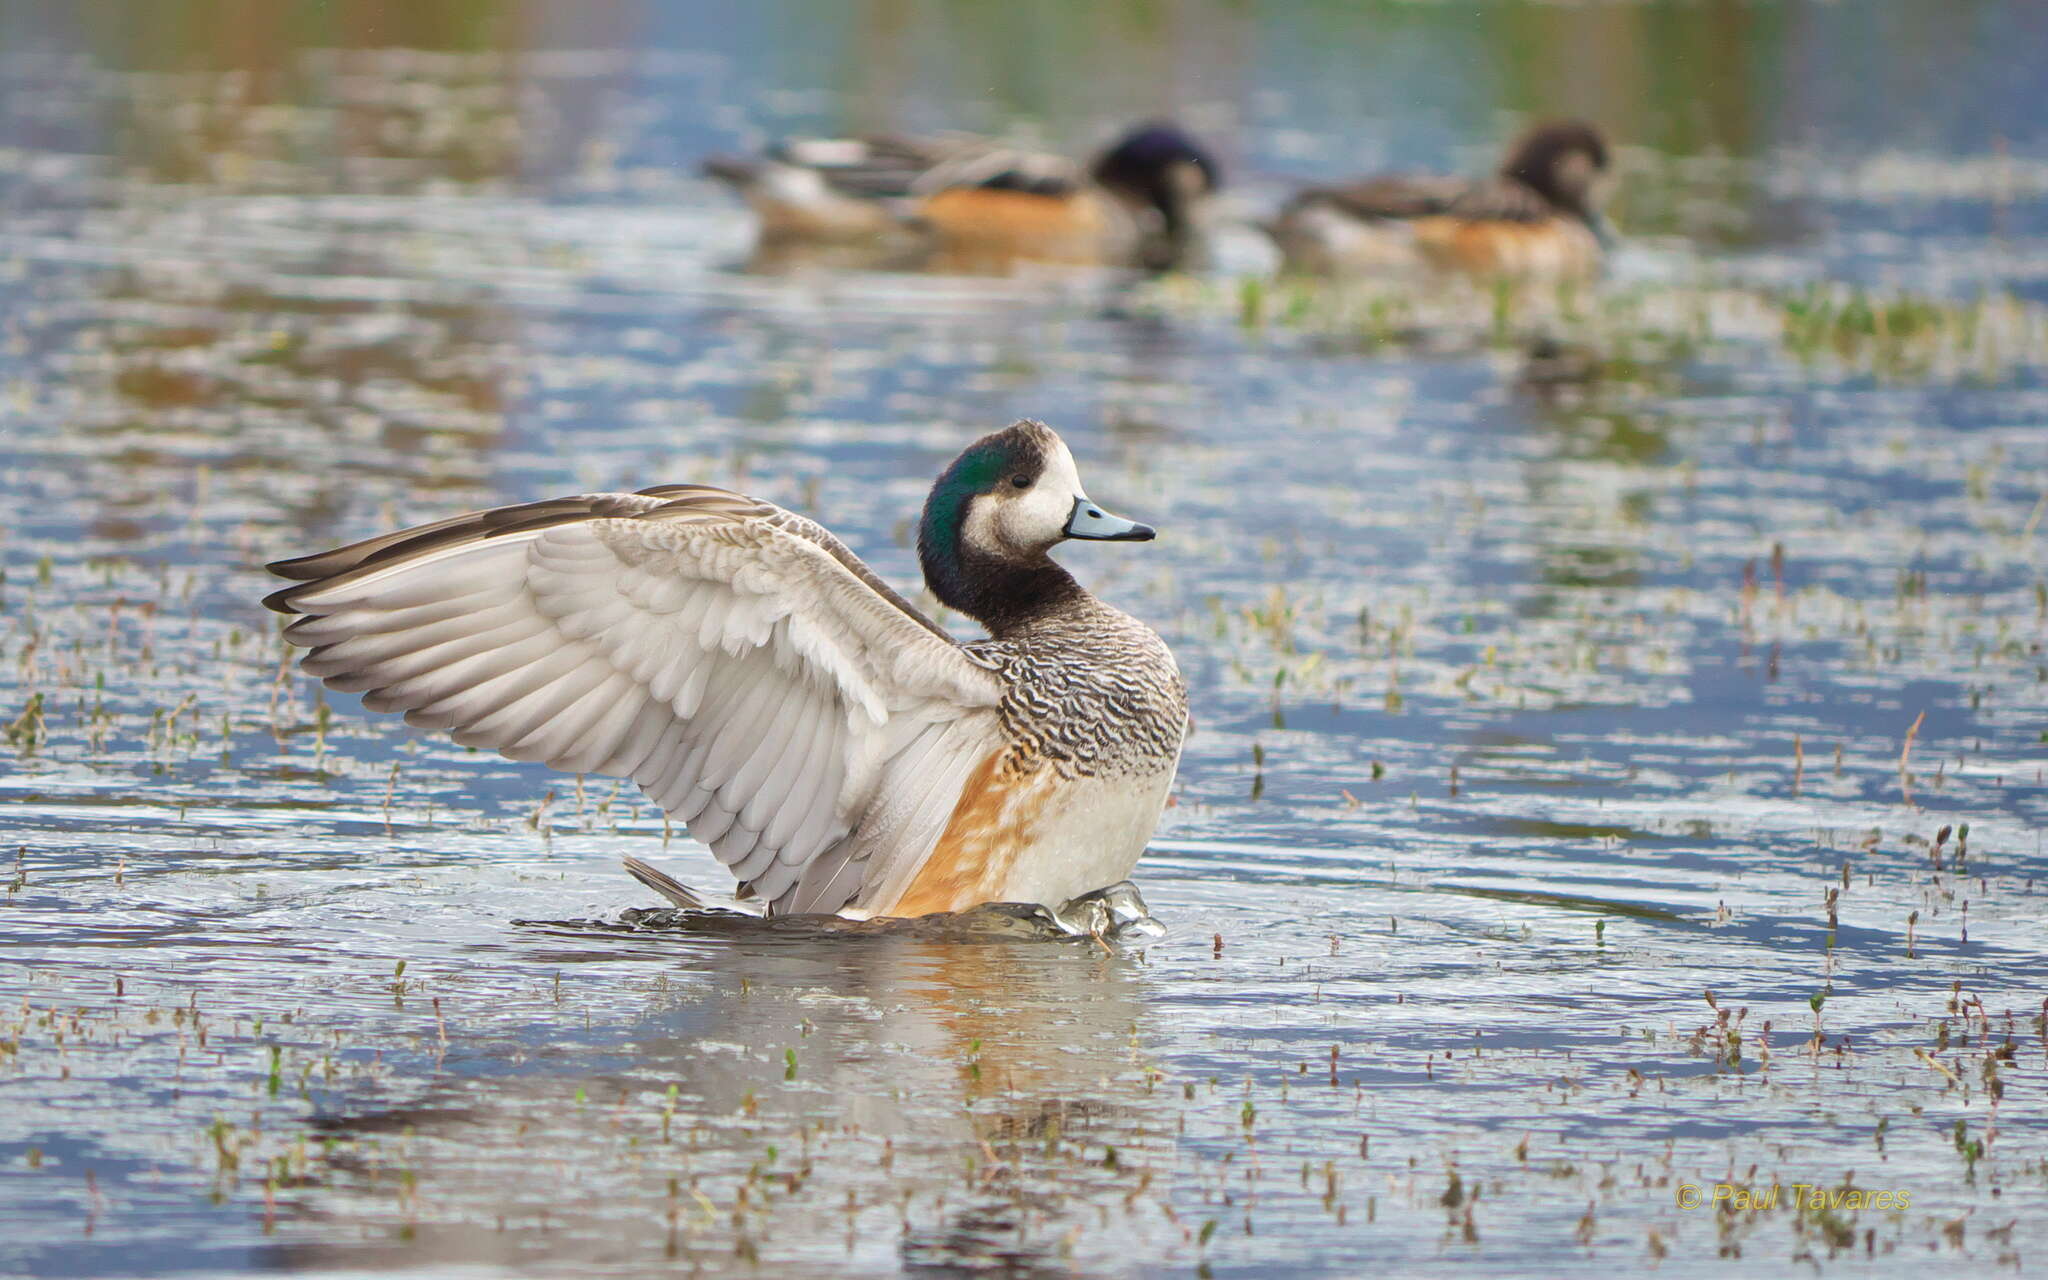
[1500,120,1609,213]
[1090,122,1221,199]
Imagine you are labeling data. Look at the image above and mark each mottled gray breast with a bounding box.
[969,602,1188,779]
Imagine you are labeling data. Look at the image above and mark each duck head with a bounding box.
[919,420,1153,632]
[1090,122,1221,245]
[1501,120,1614,244]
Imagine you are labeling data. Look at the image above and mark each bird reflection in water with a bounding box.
[263,892,1180,1275]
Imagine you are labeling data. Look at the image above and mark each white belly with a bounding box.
[747,165,898,239]
[993,764,1177,908]
[1274,204,1429,276]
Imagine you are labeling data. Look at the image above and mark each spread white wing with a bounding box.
[264,487,1005,916]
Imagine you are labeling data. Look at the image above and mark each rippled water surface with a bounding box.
[3,4,2047,1276]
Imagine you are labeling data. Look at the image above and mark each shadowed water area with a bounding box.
[2,2,2046,1275]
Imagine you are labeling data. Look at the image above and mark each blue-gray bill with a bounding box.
[1064,497,1155,541]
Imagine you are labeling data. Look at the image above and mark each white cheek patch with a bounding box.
[962,493,1003,557]
[1002,481,1073,551]
[1002,442,1087,552]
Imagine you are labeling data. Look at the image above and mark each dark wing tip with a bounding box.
[259,486,771,619]
[258,496,636,614]
[701,154,760,185]
[634,482,734,498]
[260,580,308,614]
[266,549,341,582]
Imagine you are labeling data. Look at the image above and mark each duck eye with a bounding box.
[1010,475,1032,489]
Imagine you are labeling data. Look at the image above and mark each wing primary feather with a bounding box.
[742,691,828,843]
[284,580,522,642]
[593,697,677,777]
[726,823,780,883]
[437,645,612,748]
[661,658,757,794]
[688,795,741,845]
[300,607,548,683]
[364,629,579,717]
[728,685,812,812]
[505,673,642,770]
[694,663,786,790]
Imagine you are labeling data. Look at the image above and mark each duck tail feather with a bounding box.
[621,856,713,909]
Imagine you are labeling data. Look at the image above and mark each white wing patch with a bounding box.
[273,493,1004,914]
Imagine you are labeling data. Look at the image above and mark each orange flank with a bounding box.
[914,187,1112,258]
[890,752,1053,915]
[1411,215,1599,279]
[751,196,896,241]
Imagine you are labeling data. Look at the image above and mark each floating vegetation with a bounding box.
[1152,271,2048,383]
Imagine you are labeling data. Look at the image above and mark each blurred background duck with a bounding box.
[702,122,1221,272]
[1266,120,1614,280]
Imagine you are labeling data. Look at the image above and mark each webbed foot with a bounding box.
[1050,880,1164,945]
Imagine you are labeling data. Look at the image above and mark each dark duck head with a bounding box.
[1089,122,1222,252]
[918,420,1154,635]
[1501,120,1614,243]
